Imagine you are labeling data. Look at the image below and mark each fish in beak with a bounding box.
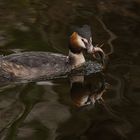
[87,44,106,67]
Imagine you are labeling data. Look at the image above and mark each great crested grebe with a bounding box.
[0,25,105,81]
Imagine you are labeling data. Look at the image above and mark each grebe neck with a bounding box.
[68,51,85,69]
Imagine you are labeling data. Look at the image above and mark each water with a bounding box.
[0,0,140,140]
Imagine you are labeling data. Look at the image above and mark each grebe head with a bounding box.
[68,25,106,68]
[69,25,93,54]
[68,25,94,68]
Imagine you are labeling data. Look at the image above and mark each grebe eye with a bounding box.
[81,39,88,46]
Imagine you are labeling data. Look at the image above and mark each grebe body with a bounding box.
[0,52,71,80]
[0,25,105,81]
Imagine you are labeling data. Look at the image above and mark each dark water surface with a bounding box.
[0,0,140,140]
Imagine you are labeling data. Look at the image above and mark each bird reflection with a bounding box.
[69,72,107,107]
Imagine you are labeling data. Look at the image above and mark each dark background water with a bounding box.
[0,0,140,140]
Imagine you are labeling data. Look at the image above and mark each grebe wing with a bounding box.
[3,51,67,67]
[0,52,71,80]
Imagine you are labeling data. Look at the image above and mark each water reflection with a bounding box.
[0,71,109,139]
[0,69,139,140]
[70,73,107,107]
[56,77,132,140]
[0,80,70,140]
[0,83,44,139]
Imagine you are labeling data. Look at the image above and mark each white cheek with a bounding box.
[77,38,86,48]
